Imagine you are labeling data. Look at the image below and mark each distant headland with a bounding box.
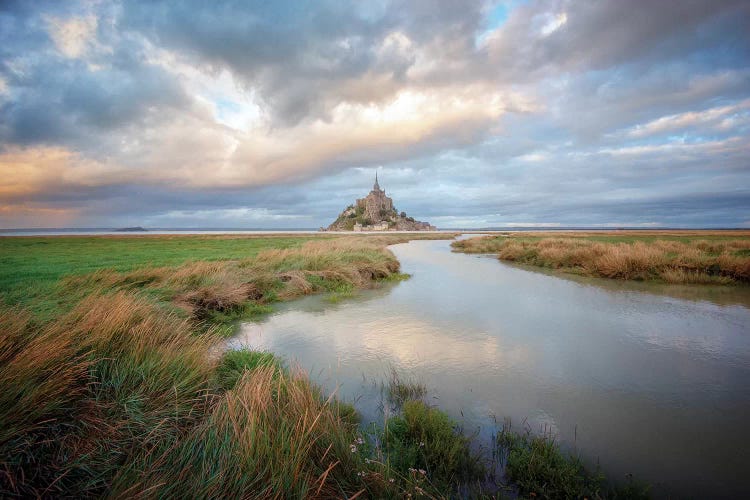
[325,174,436,231]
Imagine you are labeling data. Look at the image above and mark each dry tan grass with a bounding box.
[454,235,750,284]
[63,292,217,363]
[496,230,750,238]
[59,235,423,323]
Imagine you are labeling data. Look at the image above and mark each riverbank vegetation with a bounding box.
[498,427,649,499]
[0,233,474,497]
[453,231,750,284]
[1,232,649,497]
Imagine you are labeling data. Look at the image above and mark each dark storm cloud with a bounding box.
[2,57,188,146]
[0,1,190,149]
[485,0,750,80]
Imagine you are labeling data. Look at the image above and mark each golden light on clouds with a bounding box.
[0,146,129,199]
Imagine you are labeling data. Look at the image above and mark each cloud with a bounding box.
[623,100,750,138]
[45,14,98,58]
[0,0,749,228]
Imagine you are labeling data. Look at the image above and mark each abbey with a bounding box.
[326,174,436,231]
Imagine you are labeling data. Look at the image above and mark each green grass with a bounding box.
[216,349,282,390]
[0,235,316,314]
[498,428,651,500]
[381,272,412,282]
[384,400,485,490]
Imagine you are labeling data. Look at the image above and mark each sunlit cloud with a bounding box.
[0,147,119,199]
[624,100,750,138]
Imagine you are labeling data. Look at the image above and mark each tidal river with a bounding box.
[230,238,750,498]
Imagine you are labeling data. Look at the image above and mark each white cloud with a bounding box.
[625,99,750,138]
[45,15,98,59]
[598,136,745,157]
[539,12,567,37]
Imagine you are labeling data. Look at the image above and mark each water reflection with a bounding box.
[232,239,750,498]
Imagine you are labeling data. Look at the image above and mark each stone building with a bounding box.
[326,173,436,231]
[355,173,395,223]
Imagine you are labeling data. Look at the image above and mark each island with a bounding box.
[326,174,436,231]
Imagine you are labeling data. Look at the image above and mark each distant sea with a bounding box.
[1,226,745,236]
[0,228,326,236]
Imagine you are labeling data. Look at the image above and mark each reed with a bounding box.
[387,367,428,407]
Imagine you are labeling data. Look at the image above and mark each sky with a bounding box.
[1,0,749,229]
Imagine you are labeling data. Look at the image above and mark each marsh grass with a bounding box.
[387,367,428,407]
[0,292,218,497]
[215,348,281,389]
[0,234,317,319]
[382,272,412,282]
[453,233,750,284]
[497,426,650,500]
[0,233,467,497]
[384,400,486,491]
[44,235,424,337]
[112,364,363,498]
[0,294,448,498]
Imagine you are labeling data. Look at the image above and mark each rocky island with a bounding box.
[326,174,436,231]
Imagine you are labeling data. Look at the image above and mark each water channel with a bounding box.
[230,238,750,498]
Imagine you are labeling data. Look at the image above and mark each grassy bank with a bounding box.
[0,232,481,497]
[0,234,318,320]
[453,231,750,284]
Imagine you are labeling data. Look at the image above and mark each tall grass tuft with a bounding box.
[112,365,367,498]
[387,367,428,407]
[384,400,485,491]
[0,308,90,496]
[215,348,281,390]
[0,293,217,497]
